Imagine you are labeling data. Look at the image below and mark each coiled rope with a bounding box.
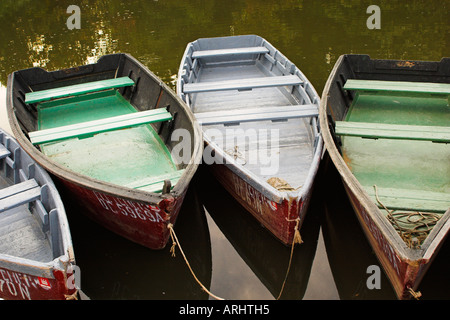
[373,185,440,248]
[168,223,224,300]
[373,185,425,299]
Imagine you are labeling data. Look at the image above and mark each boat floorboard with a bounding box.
[341,93,450,213]
[0,177,52,262]
[38,90,178,189]
[192,64,315,187]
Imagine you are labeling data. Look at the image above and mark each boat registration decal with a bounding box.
[38,277,51,290]
[0,268,45,300]
[93,191,165,223]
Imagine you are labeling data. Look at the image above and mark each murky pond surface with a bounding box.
[0,0,448,300]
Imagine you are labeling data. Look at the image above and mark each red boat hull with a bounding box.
[0,267,76,300]
[343,184,430,299]
[209,164,311,246]
[59,179,186,250]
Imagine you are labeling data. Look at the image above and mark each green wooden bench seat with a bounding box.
[344,79,450,96]
[125,169,185,193]
[0,179,41,213]
[25,77,135,104]
[191,47,270,59]
[364,186,450,213]
[195,104,318,125]
[335,121,450,143]
[183,75,303,94]
[29,108,172,145]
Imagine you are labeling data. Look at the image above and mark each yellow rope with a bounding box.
[267,177,301,192]
[168,223,224,300]
[277,217,303,300]
[65,290,78,300]
[408,287,422,300]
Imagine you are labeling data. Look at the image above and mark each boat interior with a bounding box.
[0,134,60,263]
[336,79,450,246]
[25,77,183,194]
[179,36,321,191]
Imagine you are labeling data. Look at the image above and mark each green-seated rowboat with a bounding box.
[319,54,450,299]
[7,54,202,250]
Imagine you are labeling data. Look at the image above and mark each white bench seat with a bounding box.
[195,104,318,126]
[191,47,269,59]
[183,75,303,94]
[0,179,41,213]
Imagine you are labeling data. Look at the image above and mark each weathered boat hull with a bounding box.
[209,163,314,245]
[7,54,202,250]
[177,35,323,245]
[0,128,76,300]
[58,178,187,250]
[319,54,450,299]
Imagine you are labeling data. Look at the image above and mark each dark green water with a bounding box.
[0,0,448,300]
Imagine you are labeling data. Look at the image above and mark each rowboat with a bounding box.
[177,35,323,245]
[0,128,76,300]
[319,54,450,299]
[7,53,203,250]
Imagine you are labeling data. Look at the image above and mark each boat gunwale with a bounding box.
[177,35,323,203]
[7,53,203,207]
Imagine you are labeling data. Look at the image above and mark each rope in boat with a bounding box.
[373,185,440,248]
[277,217,303,300]
[267,177,301,192]
[225,146,247,165]
[168,223,224,300]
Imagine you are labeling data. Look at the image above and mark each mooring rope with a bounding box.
[168,223,224,300]
[277,217,303,300]
[65,290,78,300]
[408,287,422,300]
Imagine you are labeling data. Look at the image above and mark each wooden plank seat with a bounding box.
[364,186,450,213]
[125,169,185,193]
[0,179,41,213]
[195,104,318,126]
[183,75,303,94]
[0,144,11,160]
[335,121,450,143]
[344,79,450,96]
[25,76,135,104]
[29,108,172,145]
[191,46,270,59]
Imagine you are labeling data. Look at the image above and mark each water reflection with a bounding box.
[198,166,321,300]
[64,183,212,300]
[0,0,448,90]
